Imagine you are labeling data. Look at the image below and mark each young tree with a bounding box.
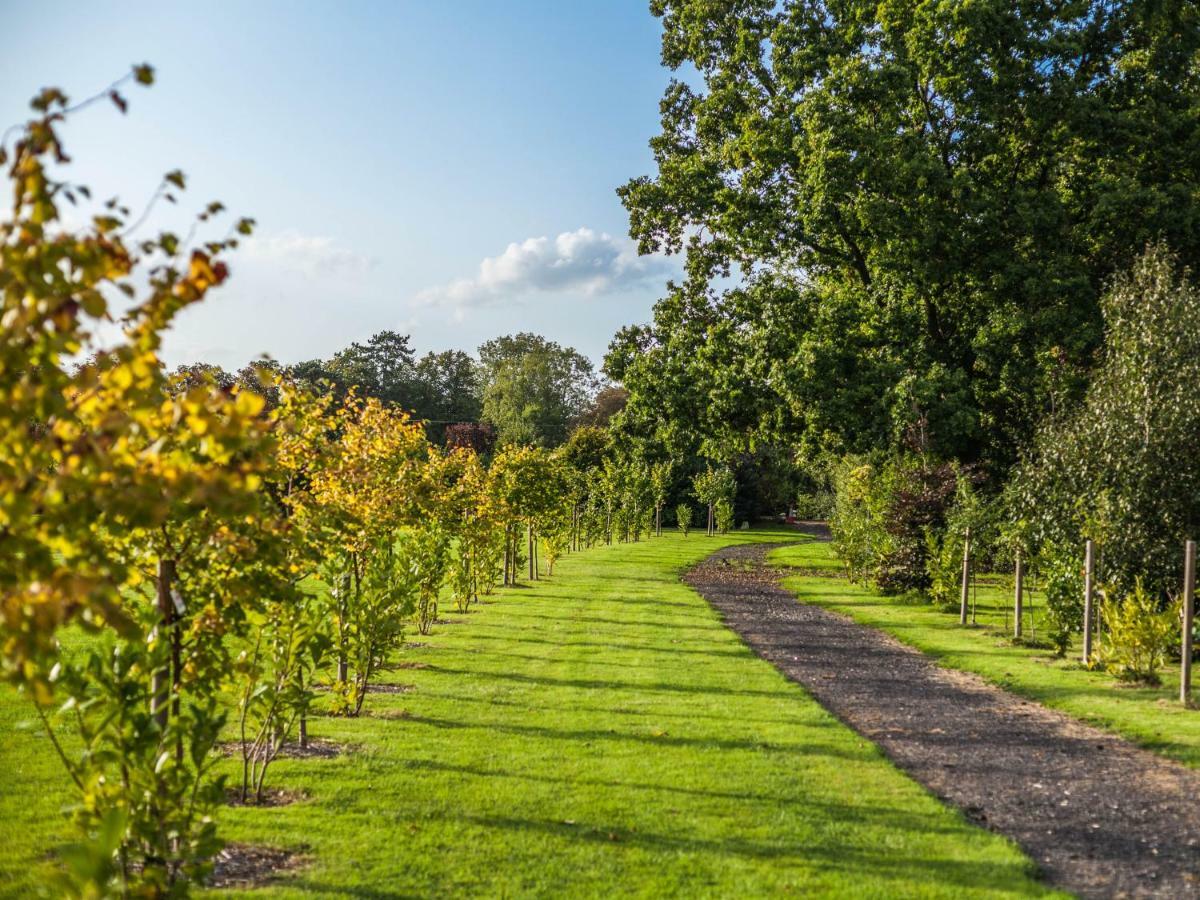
[0,66,291,893]
[692,466,736,537]
[650,459,674,537]
[1010,246,1200,594]
[310,396,427,715]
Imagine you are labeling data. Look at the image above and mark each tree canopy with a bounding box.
[479,332,597,447]
[619,0,1200,471]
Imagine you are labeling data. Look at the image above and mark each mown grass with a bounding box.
[0,529,1057,898]
[771,536,1200,768]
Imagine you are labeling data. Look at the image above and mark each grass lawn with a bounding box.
[771,536,1200,768]
[0,529,1056,898]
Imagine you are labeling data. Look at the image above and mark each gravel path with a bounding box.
[684,536,1200,898]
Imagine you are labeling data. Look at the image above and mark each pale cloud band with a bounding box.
[241,230,374,278]
[416,227,675,311]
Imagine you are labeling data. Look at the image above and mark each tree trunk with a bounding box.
[151,557,177,730]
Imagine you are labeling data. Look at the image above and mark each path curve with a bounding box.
[685,537,1200,899]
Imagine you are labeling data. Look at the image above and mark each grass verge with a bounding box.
[771,536,1200,768]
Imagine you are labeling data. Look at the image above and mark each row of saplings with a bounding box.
[7,376,740,896]
[21,376,600,896]
[829,455,1198,696]
[824,248,1200,699]
[7,373,739,897]
[0,67,742,897]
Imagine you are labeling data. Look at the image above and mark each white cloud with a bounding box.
[240,230,373,278]
[416,227,674,312]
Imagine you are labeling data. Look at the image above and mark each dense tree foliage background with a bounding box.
[617,0,1200,472]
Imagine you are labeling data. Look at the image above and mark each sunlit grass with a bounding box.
[1,529,1055,898]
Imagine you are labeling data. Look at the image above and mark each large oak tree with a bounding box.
[619,0,1200,470]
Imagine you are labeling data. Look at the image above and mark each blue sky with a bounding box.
[0,1,679,369]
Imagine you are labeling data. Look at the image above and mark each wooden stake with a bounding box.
[1082,539,1095,666]
[1182,540,1196,705]
[1014,550,1024,639]
[959,527,972,625]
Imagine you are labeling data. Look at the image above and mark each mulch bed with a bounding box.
[208,842,307,890]
[685,536,1200,899]
[219,738,348,760]
[225,786,308,808]
[366,682,416,694]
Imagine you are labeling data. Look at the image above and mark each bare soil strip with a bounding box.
[685,536,1200,899]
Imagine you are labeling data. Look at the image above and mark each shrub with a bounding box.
[829,457,887,582]
[924,468,990,609]
[1097,581,1179,684]
[925,528,962,611]
[676,503,692,536]
[831,455,959,594]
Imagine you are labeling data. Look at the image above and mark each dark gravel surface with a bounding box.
[685,536,1200,899]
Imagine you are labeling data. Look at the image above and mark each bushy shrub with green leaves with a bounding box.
[831,455,959,594]
[1097,581,1179,684]
[714,498,734,534]
[829,456,888,582]
[675,503,692,536]
[924,468,991,609]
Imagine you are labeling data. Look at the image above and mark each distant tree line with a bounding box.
[172,330,618,451]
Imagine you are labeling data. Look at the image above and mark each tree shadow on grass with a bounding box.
[405,811,1047,896]
[455,631,752,659]
[394,757,966,832]
[481,607,731,633]
[407,687,833,730]
[396,713,869,759]
[420,665,800,699]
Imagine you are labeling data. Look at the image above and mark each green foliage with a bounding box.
[233,586,330,805]
[622,1,1200,469]
[794,491,834,521]
[714,498,734,535]
[1010,247,1200,594]
[404,526,450,638]
[924,471,990,610]
[829,455,960,595]
[829,457,886,583]
[479,333,596,447]
[1039,546,1085,658]
[692,465,736,535]
[675,503,692,536]
[1097,582,1180,685]
[52,629,226,895]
